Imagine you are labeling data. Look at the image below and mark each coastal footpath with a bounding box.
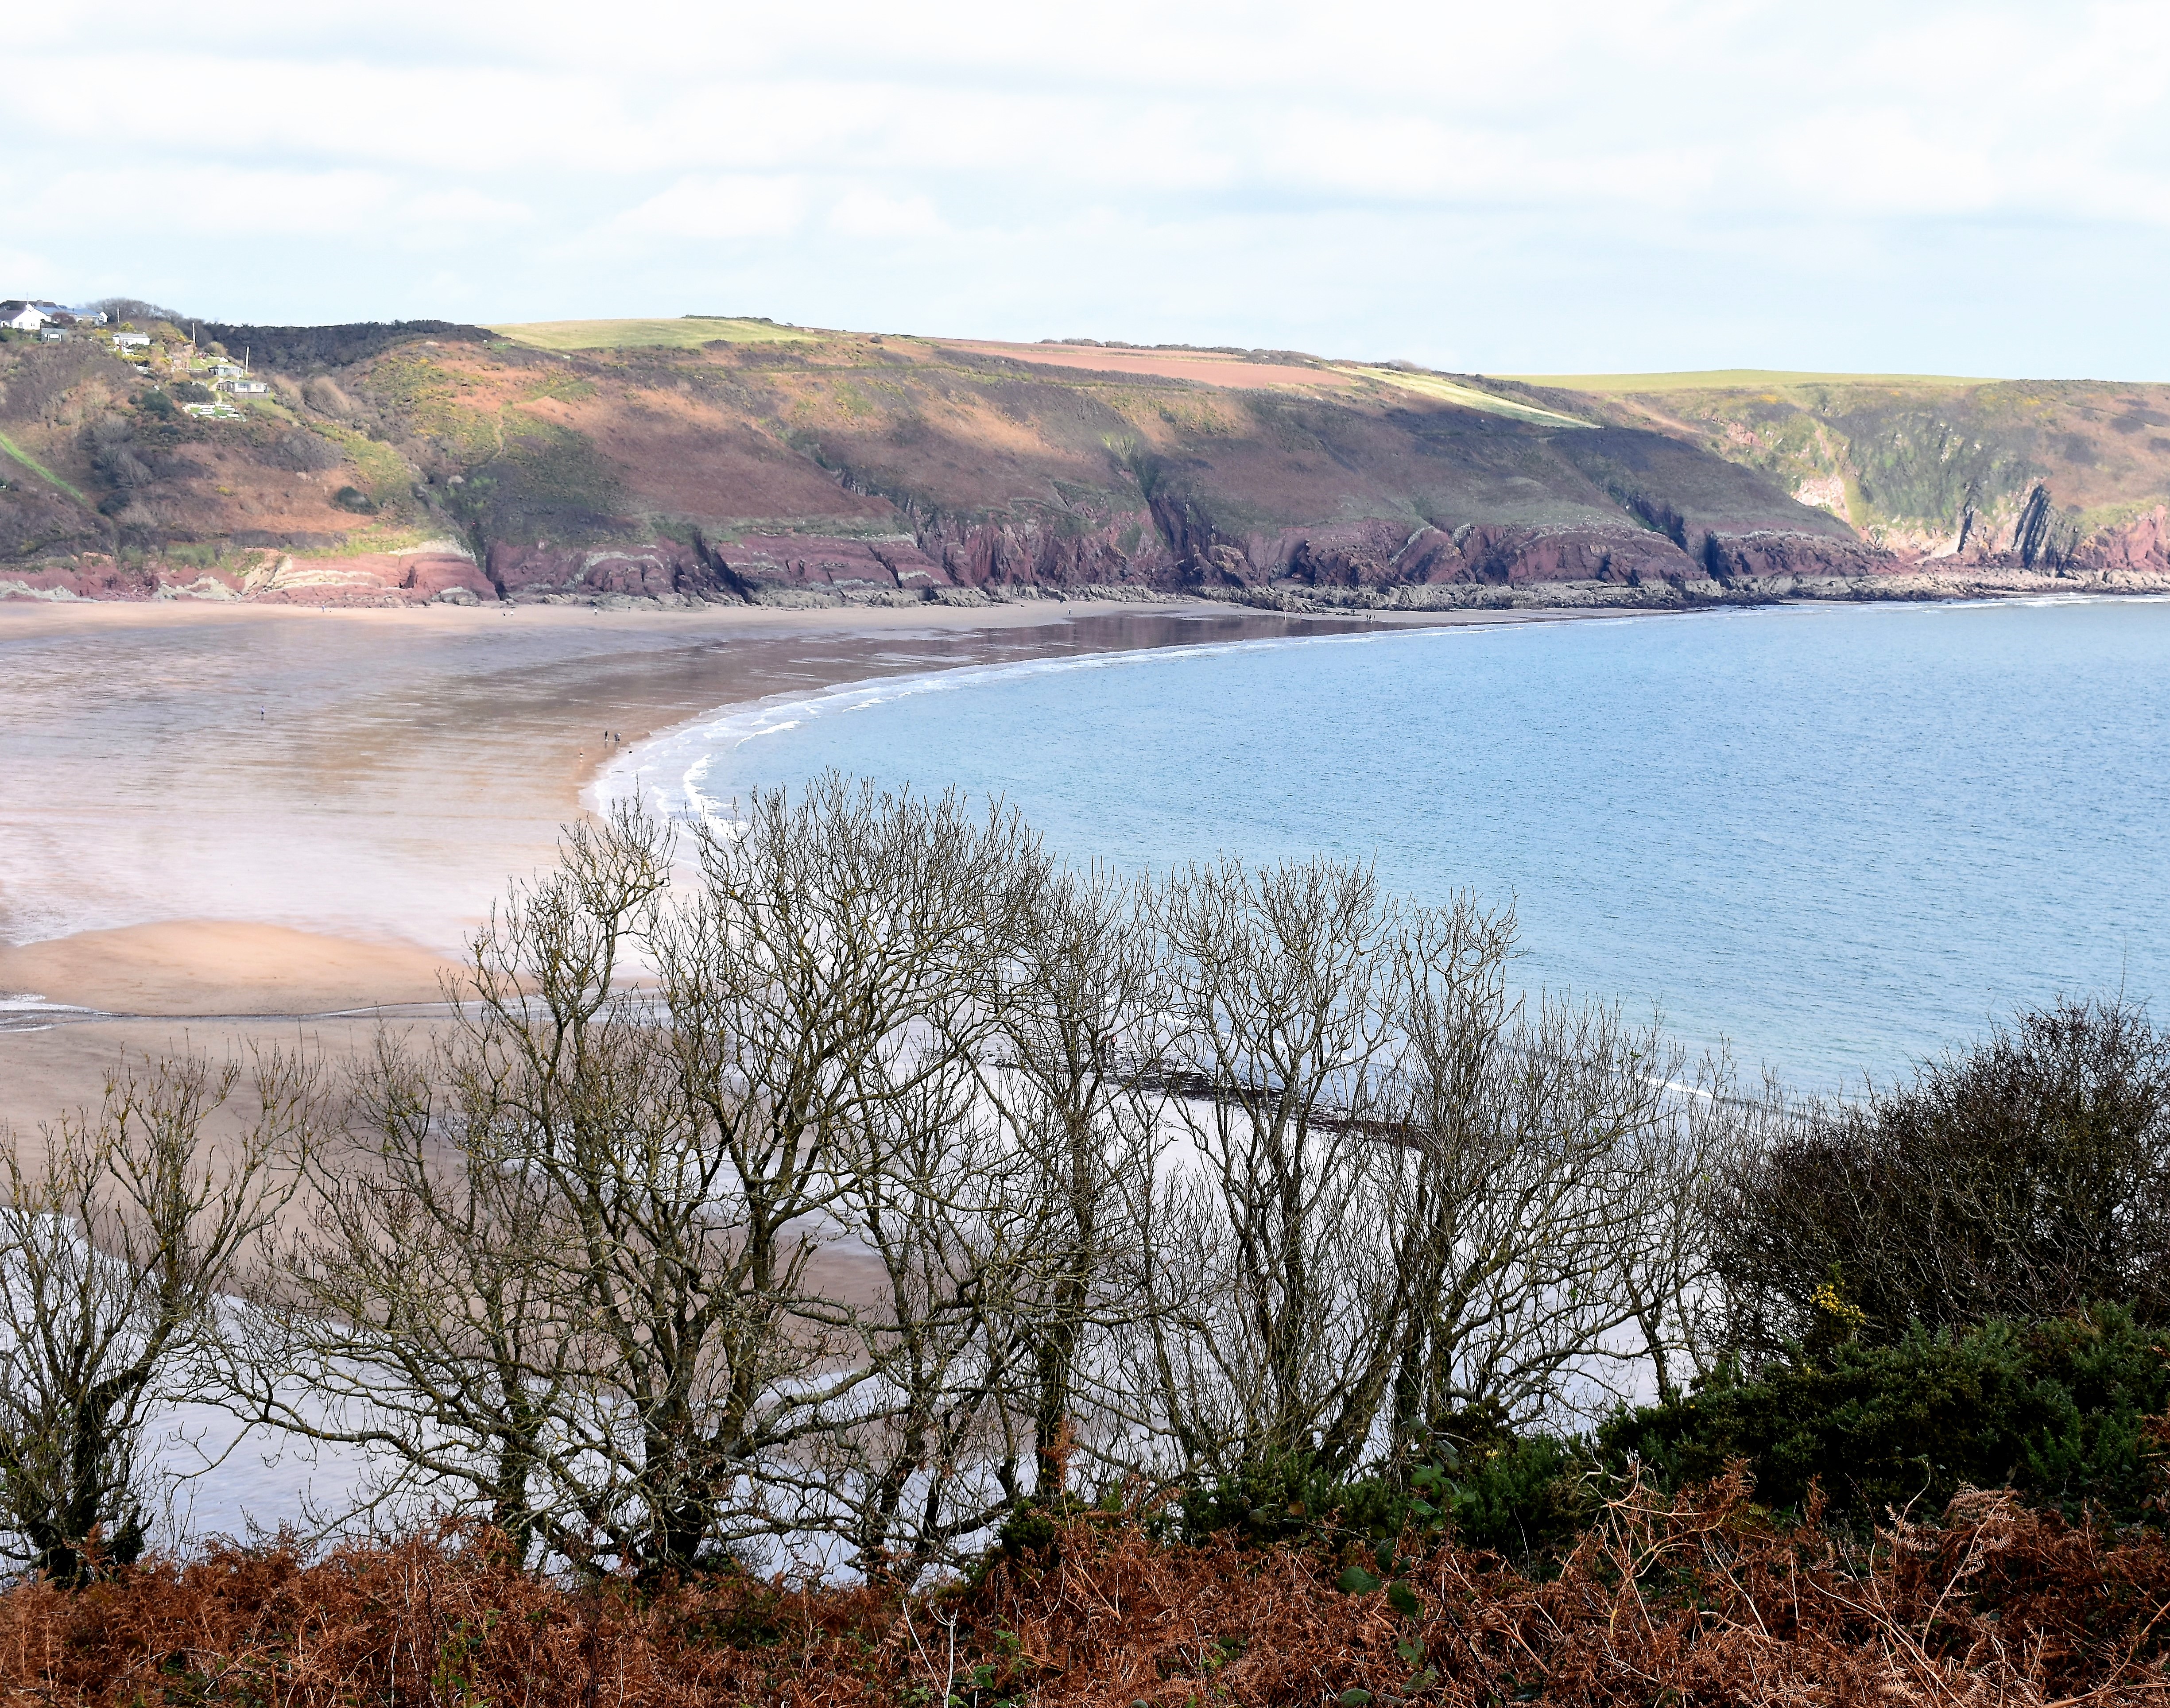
[1,310,2166,609]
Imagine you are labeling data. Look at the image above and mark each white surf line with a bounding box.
[585,615,1586,827]
[0,995,106,1033]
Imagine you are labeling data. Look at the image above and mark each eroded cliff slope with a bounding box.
[3,318,2164,608]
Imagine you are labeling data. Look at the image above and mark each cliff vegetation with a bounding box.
[3,315,2166,608]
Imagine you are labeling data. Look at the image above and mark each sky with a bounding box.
[4,0,2168,377]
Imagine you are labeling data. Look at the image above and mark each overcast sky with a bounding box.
[6,0,2167,376]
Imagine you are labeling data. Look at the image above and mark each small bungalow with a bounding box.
[221,378,268,395]
[2,302,50,332]
[110,331,151,349]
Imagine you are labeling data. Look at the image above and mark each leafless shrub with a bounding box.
[1106,860,1744,1480]
[211,780,1782,1575]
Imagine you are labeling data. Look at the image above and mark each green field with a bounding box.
[1351,367,1595,427]
[1495,369,1999,394]
[488,317,817,352]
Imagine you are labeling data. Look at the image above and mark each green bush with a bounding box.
[172,380,215,404]
[1718,998,2170,1348]
[1442,1432,1593,1561]
[1174,1433,1593,1570]
[1601,1303,2170,1526]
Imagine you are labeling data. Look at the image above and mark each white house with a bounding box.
[111,331,150,349]
[221,379,268,395]
[2,302,50,332]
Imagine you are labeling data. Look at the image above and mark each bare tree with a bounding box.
[236,806,671,1565]
[788,1065,1030,1577]
[246,781,1064,1579]
[0,1048,314,1584]
[240,1028,591,1557]
[1600,1052,1774,1406]
[548,776,1030,1575]
[1373,997,1682,1449]
[212,779,1781,1577]
[1109,859,1745,1482]
[1128,858,1523,1479]
[980,861,1162,1498]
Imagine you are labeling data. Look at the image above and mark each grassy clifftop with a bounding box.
[488,317,816,352]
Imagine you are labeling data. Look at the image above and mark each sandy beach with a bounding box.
[0,595,1623,1131]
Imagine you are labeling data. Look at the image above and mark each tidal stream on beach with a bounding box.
[618,596,2170,1090]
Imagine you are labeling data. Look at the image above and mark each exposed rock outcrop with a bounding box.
[2070,503,2170,575]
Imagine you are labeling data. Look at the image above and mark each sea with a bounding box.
[614,596,2170,1092]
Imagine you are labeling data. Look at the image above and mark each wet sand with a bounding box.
[0,595,1618,1129]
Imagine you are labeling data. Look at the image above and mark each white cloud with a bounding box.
[1,0,2165,372]
[23,167,399,237]
[604,175,808,240]
[0,243,58,287]
[407,189,533,229]
[828,188,945,238]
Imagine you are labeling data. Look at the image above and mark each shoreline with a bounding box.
[7,586,2152,1021]
[593,599,1730,829]
[595,583,2170,831]
[8,589,2155,1133]
[0,597,1627,1097]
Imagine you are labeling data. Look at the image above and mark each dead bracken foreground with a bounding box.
[4,1475,2166,1708]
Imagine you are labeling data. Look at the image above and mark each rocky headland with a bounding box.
[3,314,2165,610]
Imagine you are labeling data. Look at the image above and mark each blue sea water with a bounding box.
[632,598,2169,1089]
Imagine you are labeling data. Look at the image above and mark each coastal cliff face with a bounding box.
[3,321,2166,608]
[1511,372,2170,581]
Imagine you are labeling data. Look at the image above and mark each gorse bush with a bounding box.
[1174,1427,1595,1571]
[1602,1302,2170,1526]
